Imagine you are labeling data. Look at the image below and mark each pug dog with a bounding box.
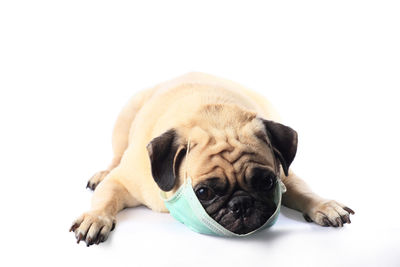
[70,72,354,246]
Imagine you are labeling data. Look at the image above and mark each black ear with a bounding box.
[146,129,186,191]
[262,120,298,176]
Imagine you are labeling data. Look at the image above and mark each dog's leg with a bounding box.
[281,170,355,227]
[71,174,139,246]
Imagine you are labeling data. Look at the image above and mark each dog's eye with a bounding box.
[252,173,276,192]
[196,187,215,201]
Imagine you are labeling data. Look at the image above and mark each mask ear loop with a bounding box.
[184,137,191,183]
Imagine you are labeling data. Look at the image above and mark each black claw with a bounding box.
[341,214,350,224]
[344,207,355,215]
[92,230,103,246]
[69,223,78,232]
[77,233,83,244]
[322,217,331,227]
[96,232,106,244]
[111,222,116,231]
[87,181,98,191]
[86,237,96,247]
[303,214,313,222]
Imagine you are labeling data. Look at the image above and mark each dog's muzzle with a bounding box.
[160,177,285,237]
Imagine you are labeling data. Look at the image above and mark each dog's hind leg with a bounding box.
[86,88,156,190]
[86,157,121,190]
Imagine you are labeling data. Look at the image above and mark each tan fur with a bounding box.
[72,72,354,245]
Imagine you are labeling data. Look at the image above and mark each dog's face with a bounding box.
[147,104,298,234]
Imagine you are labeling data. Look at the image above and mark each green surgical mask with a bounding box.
[161,176,285,237]
[160,139,286,237]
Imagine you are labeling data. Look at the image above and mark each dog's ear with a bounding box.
[146,129,186,191]
[261,119,298,176]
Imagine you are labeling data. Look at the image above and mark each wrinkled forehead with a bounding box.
[184,122,276,181]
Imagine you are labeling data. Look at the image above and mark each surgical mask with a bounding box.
[160,139,286,237]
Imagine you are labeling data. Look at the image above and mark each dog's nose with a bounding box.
[228,195,253,218]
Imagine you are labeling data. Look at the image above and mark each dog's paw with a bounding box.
[86,170,109,190]
[303,200,355,227]
[69,211,116,246]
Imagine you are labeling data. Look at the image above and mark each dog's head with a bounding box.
[147,104,297,234]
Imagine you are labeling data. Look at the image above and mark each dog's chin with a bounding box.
[213,204,275,234]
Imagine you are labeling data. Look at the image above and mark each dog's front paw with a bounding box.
[69,211,116,246]
[303,200,355,227]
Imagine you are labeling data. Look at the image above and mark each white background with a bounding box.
[1,1,399,266]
